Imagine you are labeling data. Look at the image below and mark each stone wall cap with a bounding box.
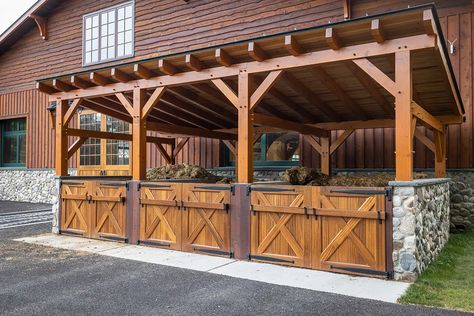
[389,178,451,187]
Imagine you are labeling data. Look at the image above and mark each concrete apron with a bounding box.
[16,234,409,303]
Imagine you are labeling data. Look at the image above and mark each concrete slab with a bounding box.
[17,234,410,303]
[210,260,410,303]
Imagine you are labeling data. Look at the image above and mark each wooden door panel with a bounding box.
[60,181,90,237]
[90,182,127,241]
[139,183,182,249]
[181,184,231,256]
[315,187,386,276]
[250,185,312,267]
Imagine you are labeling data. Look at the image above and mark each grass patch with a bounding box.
[399,230,474,312]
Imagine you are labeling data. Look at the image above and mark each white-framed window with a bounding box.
[83,1,134,66]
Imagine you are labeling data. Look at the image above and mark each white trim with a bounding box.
[82,1,135,67]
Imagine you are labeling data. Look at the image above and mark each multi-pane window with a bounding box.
[79,113,101,166]
[106,116,130,165]
[1,118,26,167]
[83,2,134,65]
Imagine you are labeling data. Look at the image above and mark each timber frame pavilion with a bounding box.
[37,5,464,182]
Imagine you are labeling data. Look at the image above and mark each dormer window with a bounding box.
[83,1,134,66]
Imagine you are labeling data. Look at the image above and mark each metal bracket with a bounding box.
[249,255,295,264]
[193,248,233,257]
[304,206,309,219]
[377,210,382,224]
[329,265,389,277]
[312,207,318,220]
[120,196,126,206]
[99,235,128,243]
[139,240,171,248]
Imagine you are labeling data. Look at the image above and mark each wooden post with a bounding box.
[395,51,413,181]
[320,135,331,175]
[237,72,253,183]
[132,88,147,180]
[434,128,447,178]
[55,99,68,176]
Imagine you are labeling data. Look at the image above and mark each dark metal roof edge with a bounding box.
[36,4,439,82]
[430,5,466,115]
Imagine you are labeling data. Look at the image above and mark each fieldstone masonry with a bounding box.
[0,169,56,204]
[390,179,450,281]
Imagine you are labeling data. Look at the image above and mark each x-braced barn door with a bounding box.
[250,185,313,267]
[181,184,231,257]
[89,182,127,242]
[314,187,387,277]
[139,183,182,249]
[61,181,90,237]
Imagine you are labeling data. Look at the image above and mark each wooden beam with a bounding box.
[142,87,167,119]
[185,54,205,71]
[215,48,234,67]
[320,135,331,175]
[314,115,461,130]
[284,35,302,56]
[306,135,322,154]
[395,50,413,181]
[70,76,92,89]
[248,42,267,62]
[67,137,87,159]
[211,79,239,109]
[55,99,68,176]
[283,72,341,120]
[222,140,237,156]
[253,113,328,137]
[29,14,47,40]
[330,129,354,154]
[52,79,74,92]
[111,68,132,83]
[173,137,189,157]
[314,66,369,119]
[344,61,393,115]
[250,70,283,110]
[411,101,443,132]
[325,28,343,50]
[63,98,83,127]
[159,59,178,75]
[90,72,111,86]
[414,129,435,153]
[67,128,132,141]
[423,9,435,36]
[154,142,172,164]
[352,58,398,96]
[134,64,155,79]
[115,92,134,116]
[37,82,57,94]
[371,19,385,43]
[49,34,436,100]
[237,72,253,182]
[132,88,147,180]
[147,121,237,140]
[434,129,446,177]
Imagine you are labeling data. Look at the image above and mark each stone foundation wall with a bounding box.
[390,179,450,281]
[0,169,56,204]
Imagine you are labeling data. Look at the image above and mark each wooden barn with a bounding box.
[0,0,470,280]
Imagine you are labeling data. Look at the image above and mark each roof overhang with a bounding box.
[36,4,465,131]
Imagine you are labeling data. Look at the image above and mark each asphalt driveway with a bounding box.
[0,214,471,315]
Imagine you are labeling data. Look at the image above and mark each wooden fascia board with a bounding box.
[48,34,435,101]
